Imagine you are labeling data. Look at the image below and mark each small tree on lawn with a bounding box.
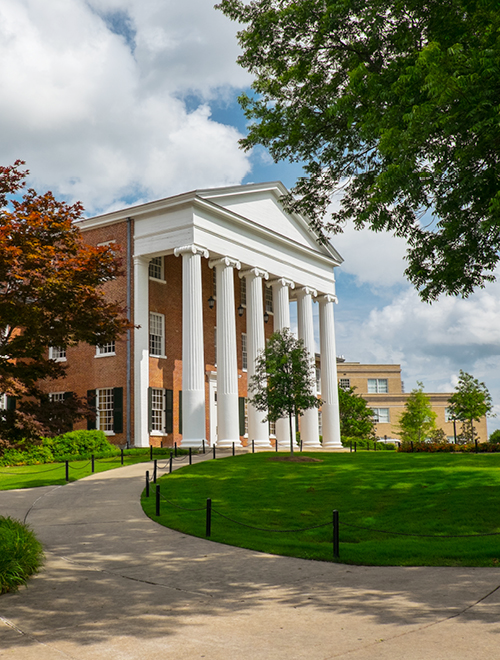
[248,328,321,454]
[448,370,493,444]
[397,382,437,444]
[338,386,376,441]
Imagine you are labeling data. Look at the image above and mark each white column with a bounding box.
[270,278,295,449]
[319,294,342,449]
[209,256,242,448]
[296,286,321,448]
[174,245,209,448]
[133,256,150,447]
[241,268,272,449]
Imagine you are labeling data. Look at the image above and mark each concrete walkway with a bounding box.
[1,455,499,659]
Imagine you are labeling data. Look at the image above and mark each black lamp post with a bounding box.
[264,311,269,324]
[208,295,215,309]
[237,304,244,317]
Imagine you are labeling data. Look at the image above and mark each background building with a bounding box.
[335,361,488,442]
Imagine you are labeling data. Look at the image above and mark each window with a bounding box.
[445,408,455,422]
[269,419,276,436]
[373,408,390,423]
[96,342,115,357]
[213,268,217,297]
[149,312,165,357]
[97,388,114,432]
[240,277,246,306]
[265,286,273,313]
[149,256,164,281]
[49,346,66,361]
[318,410,323,436]
[316,368,321,394]
[49,392,65,403]
[0,394,6,410]
[339,378,350,390]
[368,378,388,393]
[150,388,165,432]
[242,333,247,371]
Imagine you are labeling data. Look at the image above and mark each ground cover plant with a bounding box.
[0,516,44,594]
[142,452,500,567]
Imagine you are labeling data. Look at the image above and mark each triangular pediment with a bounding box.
[197,182,343,265]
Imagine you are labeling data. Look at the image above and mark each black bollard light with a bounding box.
[333,510,340,558]
[91,454,95,473]
[206,498,212,537]
[169,452,173,474]
[155,484,160,516]
[145,471,149,498]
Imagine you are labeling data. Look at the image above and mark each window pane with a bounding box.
[242,333,247,370]
[339,378,350,390]
[265,286,273,313]
[149,313,164,356]
[149,256,163,280]
[240,277,246,306]
[151,388,164,431]
[97,341,115,355]
[98,388,114,431]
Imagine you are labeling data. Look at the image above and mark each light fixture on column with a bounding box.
[208,295,215,309]
[264,311,269,324]
[237,304,244,317]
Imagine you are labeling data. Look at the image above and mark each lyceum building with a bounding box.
[48,182,344,450]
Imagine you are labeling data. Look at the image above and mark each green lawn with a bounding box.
[0,454,156,490]
[141,452,500,567]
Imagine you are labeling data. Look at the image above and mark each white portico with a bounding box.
[85,181,343,449]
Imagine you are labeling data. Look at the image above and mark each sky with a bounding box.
[1,0,499,433]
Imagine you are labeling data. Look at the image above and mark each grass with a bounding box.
[0,516,44,594]
[0,450,172,490]
[141,452,500,567]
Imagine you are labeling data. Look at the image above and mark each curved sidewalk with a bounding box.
[1,456,499,659]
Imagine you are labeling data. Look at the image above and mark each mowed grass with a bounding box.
[142,452,500,567]
[0,454,155,490]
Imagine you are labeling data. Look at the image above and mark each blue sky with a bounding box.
[1,0,499,432]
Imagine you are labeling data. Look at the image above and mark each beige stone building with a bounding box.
[334,361,488,443]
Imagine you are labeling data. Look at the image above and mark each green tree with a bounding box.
[248,328,321,454]
[0,161,128,448]
[397,382,437,443]
[217,0,500,300]
[338,386,376,440]
[448,370,493,444]
[489,429,500,444]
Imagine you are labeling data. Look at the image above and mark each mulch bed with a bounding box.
[267,456,323,463]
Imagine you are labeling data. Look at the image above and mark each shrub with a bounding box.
[0,430,119,466]
[44,430,119,461]
[0,517,44,594]
[398,441,500,453]
[341,436,395,450]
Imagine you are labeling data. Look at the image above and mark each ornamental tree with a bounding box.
[248,328,321,454]
[338,386,376,440]
[218,0,500,300]
[0,161,128,448]
[447,370,493,443]
[397,382,437,443]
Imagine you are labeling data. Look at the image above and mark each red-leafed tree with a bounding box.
[0,161,128,448]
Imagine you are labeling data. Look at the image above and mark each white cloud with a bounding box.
[0,0,251,213]
[333,224,409,289]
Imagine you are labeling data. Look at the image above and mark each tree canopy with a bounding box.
[397,382,437,443]
[447,370,493,442]
[0,161,128,446]
[248,328,321,453]
[217,0,500,300]
[338,386,376,440]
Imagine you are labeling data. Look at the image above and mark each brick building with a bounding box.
[45,182,344,450]
[334,361,488,442]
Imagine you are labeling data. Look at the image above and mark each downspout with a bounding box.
[126,217,132,447]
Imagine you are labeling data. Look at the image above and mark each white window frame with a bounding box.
[373,408,390,423]
[49,346,66,362]
[150,388,166,434]
[0,394,6,410]
[265,286,274,314]
[240,277,246,307]
[96,388,114,434]
[149,256,165,282]
[49,392,65,403]
[242,333,247,371]
[96,341,116,357]
[269,419,276,437]
[368,378,388,394]
[149,312,165,358]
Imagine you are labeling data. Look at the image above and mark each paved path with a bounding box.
[1,456,499,659]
